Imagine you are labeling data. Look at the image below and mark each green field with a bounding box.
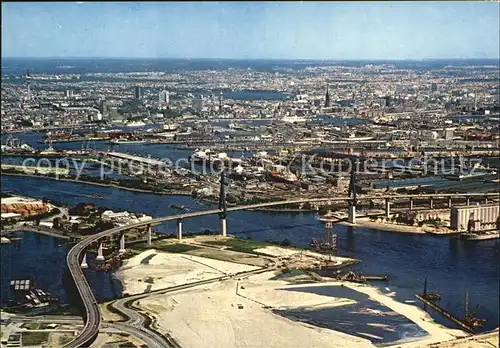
[203,238,281,254]
[134,240,201,253]
[22,332,49,346]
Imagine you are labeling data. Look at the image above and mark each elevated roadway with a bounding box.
[63,192,499,347]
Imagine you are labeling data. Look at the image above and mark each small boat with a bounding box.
[169,204,186,210]
[91,194,105,199]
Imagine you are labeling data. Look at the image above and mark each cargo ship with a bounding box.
[125,121,147,128]
[108,138,146,145]
[460,231,499,241]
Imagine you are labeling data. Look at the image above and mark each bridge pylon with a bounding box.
[219,171,228,236]
[96,243,105,261]
[80,253,89,269]
[347,161,358,224]
[177,218,183,240]
[118,234,126,254]
[146,224,152,245]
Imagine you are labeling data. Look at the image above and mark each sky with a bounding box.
[2,1,499,60]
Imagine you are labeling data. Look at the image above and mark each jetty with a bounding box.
[416,279,486,334]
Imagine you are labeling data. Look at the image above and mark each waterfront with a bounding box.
[0,175,498,332]
[0,230,123,307]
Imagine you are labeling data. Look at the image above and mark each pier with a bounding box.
[415,294,475,333]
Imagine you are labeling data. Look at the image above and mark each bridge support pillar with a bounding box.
[119,234,126,254]
[348,205,356,224]
[484,197,489,204]
[177,219,183,240]
[81,253,88,269]
[429,198,434,209]
[385,199,391,218]
[409,198,414,211]
[448,197,452,208]
[466,197,470,206]
[96,243,105,261]
[220,217,227,237]
[146,225,152,246]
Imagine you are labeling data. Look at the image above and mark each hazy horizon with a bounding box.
[2,2,499,60]
[3,57,500,61]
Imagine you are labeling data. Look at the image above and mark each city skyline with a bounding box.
[2,1,499,60]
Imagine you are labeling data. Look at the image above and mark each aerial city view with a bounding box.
[0,2,499,348]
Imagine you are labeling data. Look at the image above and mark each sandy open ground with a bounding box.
[117,247,470,348]
[137,269,469,348]
[427,331,499,348]
[139,274,374,348]
[253,246,356,268]
[116,249,260,295]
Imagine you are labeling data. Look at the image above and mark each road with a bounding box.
[106,264,276,348]
[63,192,499,348]
[102,322,167,348]
[43,205,69,222]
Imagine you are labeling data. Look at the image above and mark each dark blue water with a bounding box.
[0,231,70,305]
[1,175,498,333]
[274,285,427,344]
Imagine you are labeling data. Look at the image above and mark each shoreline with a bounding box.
[1,225,71,240]
[120,249,469,348]
[322,215,459,235]
[1,172,193,196]
[1,172,327,212]
[339,219,428,234]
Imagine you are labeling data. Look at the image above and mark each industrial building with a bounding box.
[1,196,51,217]
[450,204,499,232]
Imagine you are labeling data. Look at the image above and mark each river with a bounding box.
[1,175,498,332]
[1,130,499,332]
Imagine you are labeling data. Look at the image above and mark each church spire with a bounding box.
[324,85,330,108]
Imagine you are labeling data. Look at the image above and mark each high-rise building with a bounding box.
[159,90,169,104]
[65,89,74,98]
[431,83,438,92]
[99,100,108,116]
[192,95,204,113]
[324,86,330,107]
[25,70,31,101]
[444,128,454,140]
[218,91,223,113]
[134,86,142,99]
[473,90,478,111]
[384,95,392,107]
